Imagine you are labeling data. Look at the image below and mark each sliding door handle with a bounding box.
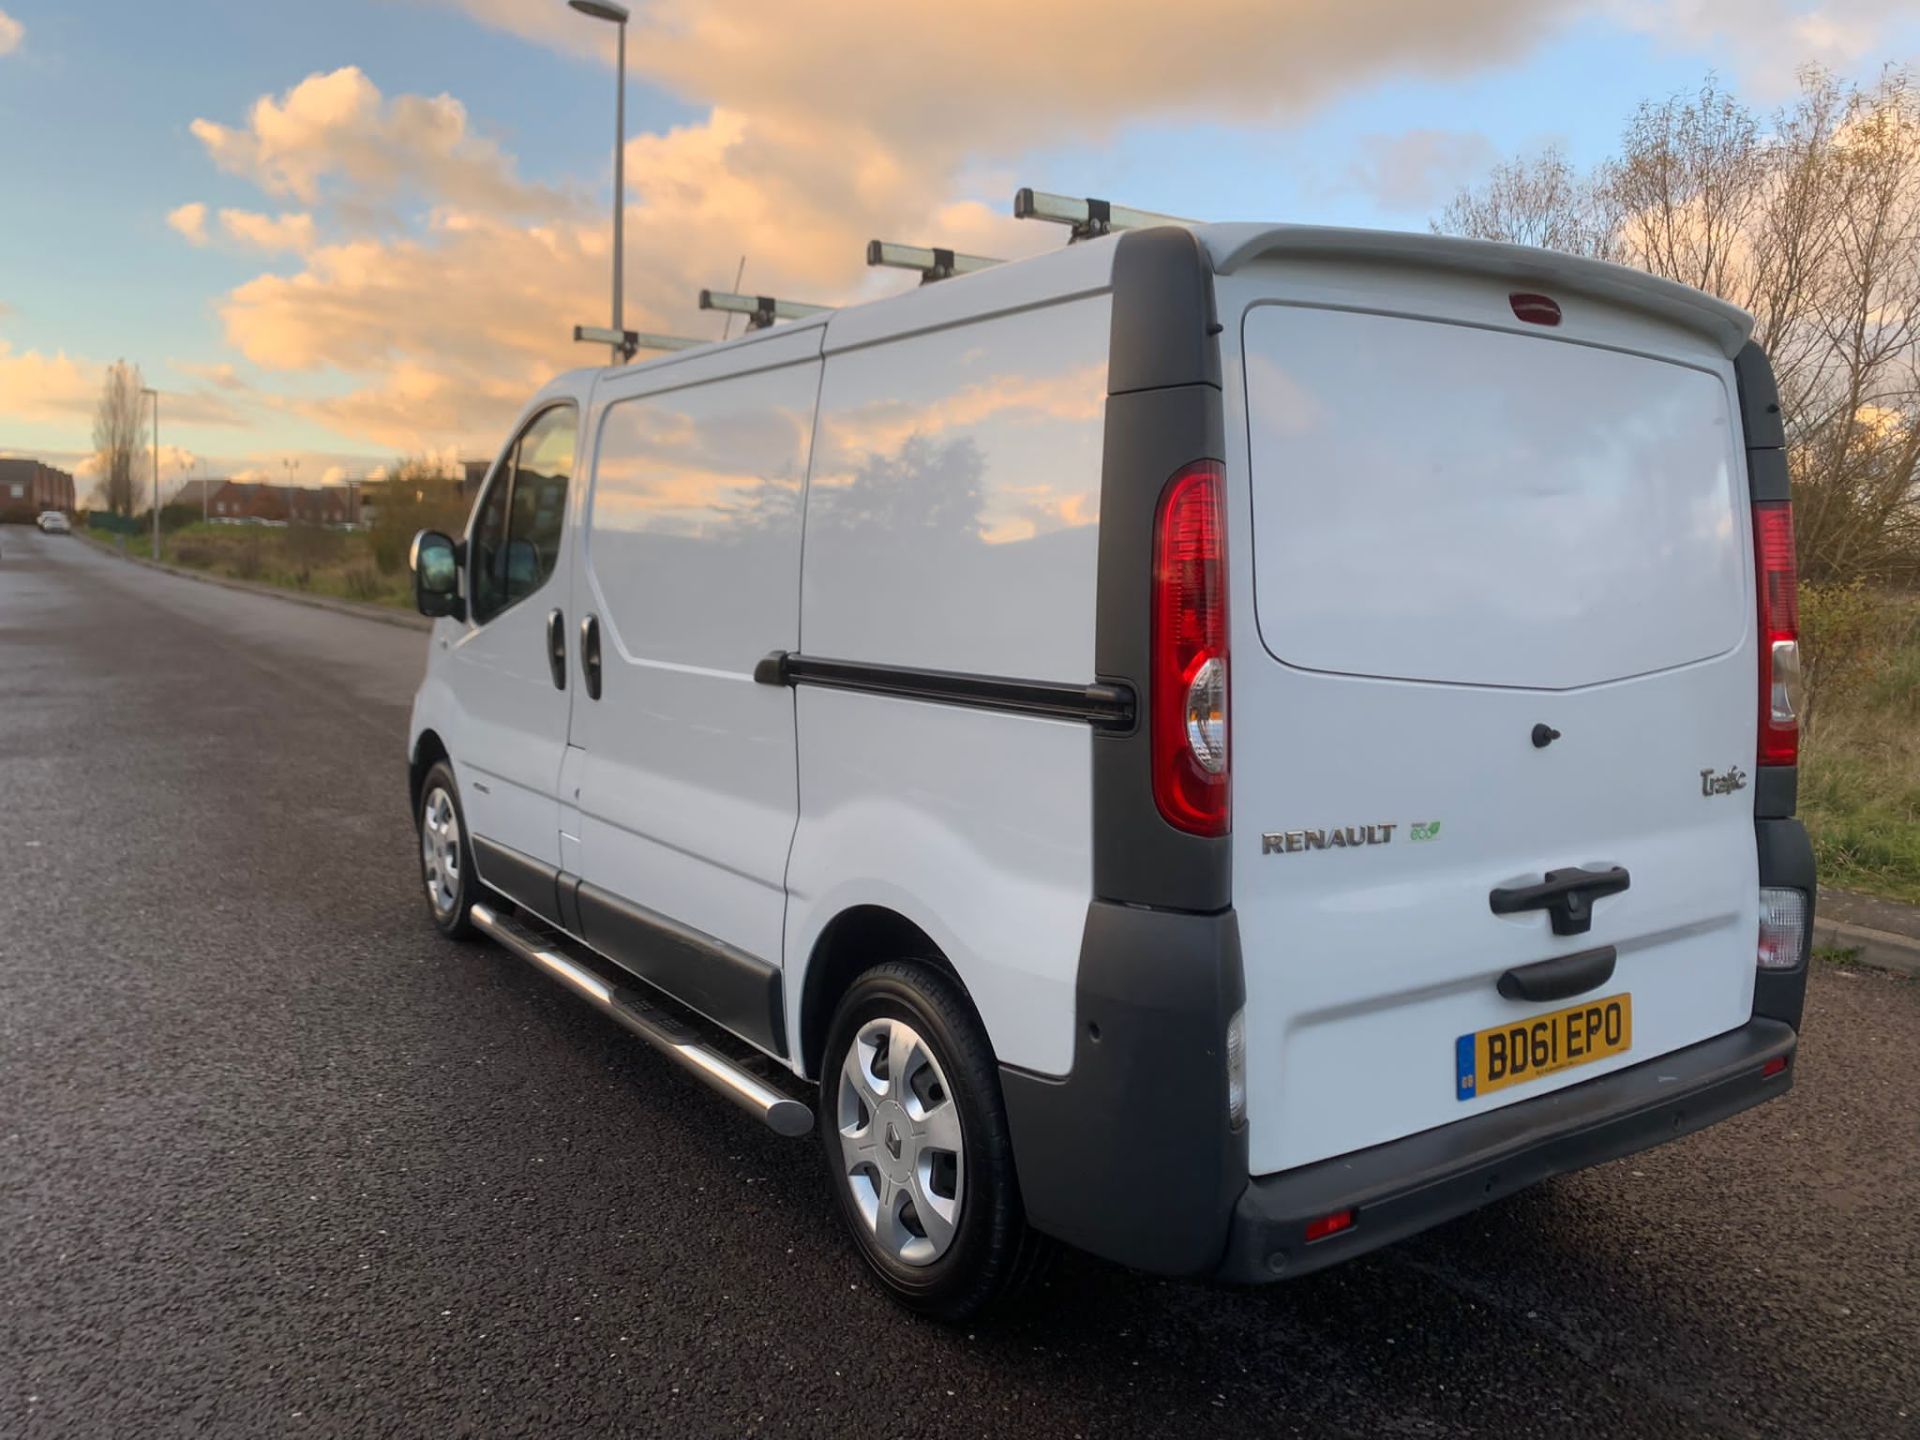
[545,608,566,690]
[580,613,602,700]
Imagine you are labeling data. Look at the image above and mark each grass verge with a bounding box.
[82,521,414,610]
[1800,589,1920,905]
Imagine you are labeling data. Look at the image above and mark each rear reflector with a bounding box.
[1762,1056,1790,1078]
[1509,292,1562,326]
[1304,1209,1354,1243]
[1753,502,1801,766]
[1151,461,1229,836]
[1758,886,1809,970]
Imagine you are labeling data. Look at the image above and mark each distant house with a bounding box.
[204,481,353,526]
[0,457,76,521]
[172,478,228,515]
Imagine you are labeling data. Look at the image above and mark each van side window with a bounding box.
[469,405,576,625]
[504,408,575,607]
[468,455,515,624]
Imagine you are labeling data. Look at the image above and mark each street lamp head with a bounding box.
[568,0,629,21]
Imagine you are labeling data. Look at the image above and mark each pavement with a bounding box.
[1817,889,1920,978]
[2,523,1917,1439]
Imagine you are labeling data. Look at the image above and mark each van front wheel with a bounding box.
[417,761,478,941]
[821,961,1049,1320]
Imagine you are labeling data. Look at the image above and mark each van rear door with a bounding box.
[1220,258,1760,1175]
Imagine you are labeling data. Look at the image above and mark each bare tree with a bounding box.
[1437,69,1920,586]
[1433,146,1618,258]
[1603,77,1768,300]
[91,360,145,517]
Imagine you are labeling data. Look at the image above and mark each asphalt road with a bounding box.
[3,526,1916,1439]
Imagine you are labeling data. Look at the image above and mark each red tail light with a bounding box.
[1151,461,1229,836]
[1753,502,1801,767]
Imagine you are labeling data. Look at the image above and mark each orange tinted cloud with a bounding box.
[168,202,209,245]
[219,209,317,254]
[193,1,1588,455]
[189,66,563,217]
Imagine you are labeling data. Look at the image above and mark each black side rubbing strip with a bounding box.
[575,880,787,1057]
[471,836,563,926]
[754,651,1135,730]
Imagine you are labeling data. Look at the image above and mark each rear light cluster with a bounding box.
[1753,502,1802,767]
[1757,886,1809,970]
[1151,461,1229,836]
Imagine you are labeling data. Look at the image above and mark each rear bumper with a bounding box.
[1002,822,1813,1282]
[1216,1016,1796,1283]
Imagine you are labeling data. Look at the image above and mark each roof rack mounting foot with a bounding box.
[572,324,703,361]
[1012,188,1196,244]
[866,239,1003,284]
[698,289,831,332]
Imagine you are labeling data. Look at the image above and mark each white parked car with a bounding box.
[406,222,1814,1318]
[36,510,70,533]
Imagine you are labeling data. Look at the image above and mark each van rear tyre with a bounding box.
[820,960,1052,1320]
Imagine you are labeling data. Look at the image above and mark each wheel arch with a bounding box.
[409,728,451,817]
[798,905,963,1081]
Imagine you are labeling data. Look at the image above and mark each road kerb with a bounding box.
[1814,916,1920,978]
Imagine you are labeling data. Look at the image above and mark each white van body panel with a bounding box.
[785,280,1115,1076]
[1214,256,1763,1174]
[566,325,822,980]
[783,692,1095,1074]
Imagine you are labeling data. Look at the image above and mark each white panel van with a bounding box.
[406,223,1815,1319]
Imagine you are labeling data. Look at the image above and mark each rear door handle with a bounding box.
[1489,865,1630,937]
[1497,945,1617,1003]
[545,608,566,690]
[580,614,602,700]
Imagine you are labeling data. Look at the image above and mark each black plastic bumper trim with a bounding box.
[754,651,1134,730]
[1000,901,1246,1277]
[1753,816,1815,1029]
[1218,1018,1796,1283]
[471,836,563,925]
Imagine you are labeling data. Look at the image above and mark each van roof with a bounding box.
[559,221,1753,388]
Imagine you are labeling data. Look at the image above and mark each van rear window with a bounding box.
[1242,306,1747,691]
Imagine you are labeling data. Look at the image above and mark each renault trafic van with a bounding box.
[406,223,1814,1319]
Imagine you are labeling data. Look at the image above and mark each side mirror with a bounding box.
[410,529,465,620]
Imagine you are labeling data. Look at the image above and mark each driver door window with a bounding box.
[468,406,576,625]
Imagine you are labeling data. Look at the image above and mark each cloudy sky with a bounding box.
[1,0,1916,495]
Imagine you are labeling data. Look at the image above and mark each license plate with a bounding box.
[1455,993,1632,1101]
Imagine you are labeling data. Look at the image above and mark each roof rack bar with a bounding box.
[866,239,1003,284]
[1012,188,1196,242]
[698,289,832,331]
[573,324,704,361]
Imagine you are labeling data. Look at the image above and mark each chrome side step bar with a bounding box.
[470,903,814,1137]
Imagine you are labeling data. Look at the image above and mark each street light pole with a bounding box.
[141,386,159,559]
[568,0,631,365]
